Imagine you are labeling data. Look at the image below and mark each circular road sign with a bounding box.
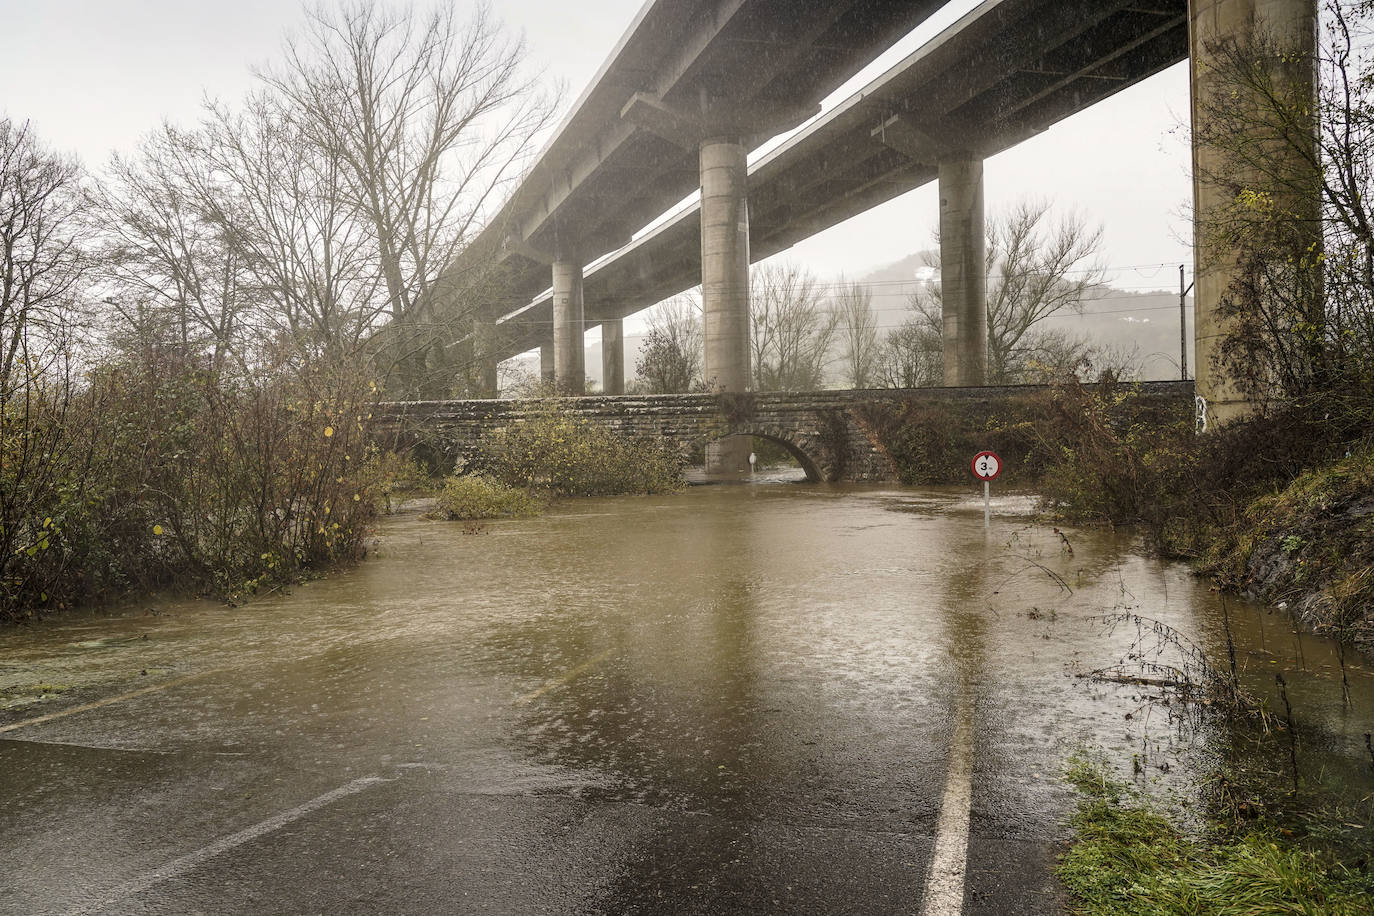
[971,451,1002,481]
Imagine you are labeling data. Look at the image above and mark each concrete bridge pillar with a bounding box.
[700,137,751,392]
[700,136,753,475]
[938,155,987,387]
[540,342,555,388]
[601,319,625,395]
[553,259,586,395]
[472,314,499,399]
[1190,0,1317,425]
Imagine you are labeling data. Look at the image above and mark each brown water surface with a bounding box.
[1,482,1370,915]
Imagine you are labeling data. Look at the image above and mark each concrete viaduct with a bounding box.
[421,0,1315,473]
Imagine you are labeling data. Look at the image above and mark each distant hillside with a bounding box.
[853,256,1193,381]
[1039,288,1193,380]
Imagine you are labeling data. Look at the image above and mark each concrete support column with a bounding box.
[601,319,625,395]
[552,259,585,395]
[1190,0,1318,425]
[472,314,499,399]
[540,342,555,388]
[700,137,752,476]
[700,138,752,393]
[450,334,474,396]
[938,155,987,387]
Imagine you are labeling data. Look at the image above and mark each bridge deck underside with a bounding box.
[487,0,1187,360]
[463,0,953,306]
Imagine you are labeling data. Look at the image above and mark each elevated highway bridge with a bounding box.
[488,0,1191,363]
[424,0,1315,473]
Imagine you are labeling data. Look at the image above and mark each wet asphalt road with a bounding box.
[0,484,1296,914]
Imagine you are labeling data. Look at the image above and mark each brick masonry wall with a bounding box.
[370,382,1195,482]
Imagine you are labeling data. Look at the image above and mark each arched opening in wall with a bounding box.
[749,436,812,482]
[688,431,819,483]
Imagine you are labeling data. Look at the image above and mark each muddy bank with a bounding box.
[1205,446,1374,655]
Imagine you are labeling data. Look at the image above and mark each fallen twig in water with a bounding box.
[1076,670,1191,690]
[992,554,1074,596]
[1086,613,1256,714]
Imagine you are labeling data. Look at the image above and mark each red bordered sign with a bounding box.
[971,451,1002,481]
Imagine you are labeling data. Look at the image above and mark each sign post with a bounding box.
[970,451,1002,528]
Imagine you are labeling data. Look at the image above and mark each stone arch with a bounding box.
[695,423,826,482]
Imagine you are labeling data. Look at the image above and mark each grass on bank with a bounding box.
[1058,758,1374,916]
[1013,379,1374,652]
[1203,442,1374,646]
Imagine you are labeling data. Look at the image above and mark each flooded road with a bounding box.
[1,483,1371,915]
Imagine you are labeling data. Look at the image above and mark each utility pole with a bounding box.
[1179,265,1194,381]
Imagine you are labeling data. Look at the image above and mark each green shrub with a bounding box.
[434,475,542,520]
[1033,381,1369,538]
[478,405,684,497]
[1031,379,1198,529]
[1,348,381,620]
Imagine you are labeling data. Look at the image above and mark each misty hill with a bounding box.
[852,254,1194,381]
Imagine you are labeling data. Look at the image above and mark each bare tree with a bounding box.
[199,94,387,357]
[0,119,90,616]
[96,102,387,367]
[912,201,1105,384]
[750,261,839,391]
[1016,328,1141,383]
[636,293,703,393]
[262,0,554,388]
[92,1,553,392]
[833,277,879,387]
[1,119,85,387]
[93,125,251,371]
[875,318,942,388]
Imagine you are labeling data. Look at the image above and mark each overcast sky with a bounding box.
[1,0,1194,295]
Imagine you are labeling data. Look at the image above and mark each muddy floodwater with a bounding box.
[1,482,1371,915]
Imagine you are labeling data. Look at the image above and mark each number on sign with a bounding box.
[970,451,1001,481]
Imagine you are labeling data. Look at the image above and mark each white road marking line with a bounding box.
[0,670,227,736]
[66,776,390,916]
[514,649,615,705]
[0,735,172,754]
[922,692,975,916]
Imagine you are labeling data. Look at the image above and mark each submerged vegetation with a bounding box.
[1062,526,1374,915]
[473,405,685,498]
[433,474,544,521]
[427,405,686,522]
[1034,380,1374,651]
[853,374,1374,651]
[1,347,383,621]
